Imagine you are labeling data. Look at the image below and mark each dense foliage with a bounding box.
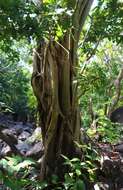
[1,0,123,189]
[0,41,36,120]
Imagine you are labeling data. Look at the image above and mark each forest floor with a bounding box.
[0,113,44,159]
[0,113,123,190]
[95,141,123,190]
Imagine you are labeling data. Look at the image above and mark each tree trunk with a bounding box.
[31,0,94,180]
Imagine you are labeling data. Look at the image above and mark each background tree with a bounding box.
[79,40,123,124]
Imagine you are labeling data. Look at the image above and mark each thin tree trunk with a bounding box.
[107,67,123,117]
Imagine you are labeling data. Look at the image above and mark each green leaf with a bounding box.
[73,179,85,190]
[71,158,80,162]
[75,169,81,176]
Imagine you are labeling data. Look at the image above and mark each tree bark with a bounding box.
[31,0,94,180]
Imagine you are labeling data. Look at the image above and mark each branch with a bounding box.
[86,37,101,61]
[119,96,123,101]
[88,97,95,121]
[78,36,101,74]
[77,76,100,99]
